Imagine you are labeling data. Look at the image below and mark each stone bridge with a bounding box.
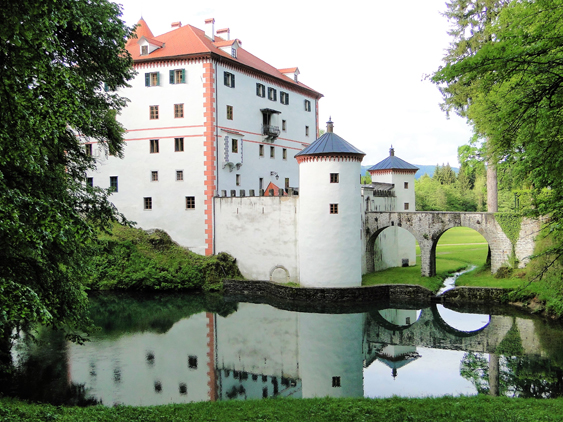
[366,305,542,355]
[365,212,539,277]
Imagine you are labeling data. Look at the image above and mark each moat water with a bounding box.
[9,292,563,406]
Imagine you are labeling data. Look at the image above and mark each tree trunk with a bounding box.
[489,353,500,396]
[487,163,498,212]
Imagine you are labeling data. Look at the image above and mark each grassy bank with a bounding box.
[86,224,242,291]
[2,396,563,421]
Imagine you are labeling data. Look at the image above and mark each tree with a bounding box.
[0,0,134,367]
[361,171,372,184]
[432,0,563,264]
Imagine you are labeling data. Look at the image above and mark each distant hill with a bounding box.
[361,164,459,180]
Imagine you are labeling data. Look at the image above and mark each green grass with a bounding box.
[2,396,563,421]
[362,227,491,292]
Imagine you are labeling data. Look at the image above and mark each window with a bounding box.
[141,45,148,56]
[169,69,186,84]
[174,103,184,118]
[282,120,286,131]
[154,381,162,393]
[188,355,198,369]
[144,197,152,210]
[280,91,289,105]
[270,146,275,158]
[150,139,159,153]
[285,178,289,189]
[404,202,410,210]
[259,144,264,157]
[145,72,160,87]
[332,377,341,388]
[175,137,184,152]
[304,99,311,111]
[227,105,233,120]
[236,174,240,186]
[151,171,158,182]
[179,383,187,395]
[150,105,159,120]
[268,87,277,101]
[256,83,265,97]
[283,148,287,160]
[232,138,238,153]
[176,170,183,181]
[85,144,92,156]
[110,176,118,192]
[305,126,309,136]
[404,182,409,189]
[330,173,339,183]
[224,71,235,88]
[259,178,263,190]
[86,177,93,187]
[186,196,196,209]
[231,47,237,58]
[330,203,339,214]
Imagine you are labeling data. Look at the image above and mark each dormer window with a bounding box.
[141,45,148,55]
[231,47,237,58]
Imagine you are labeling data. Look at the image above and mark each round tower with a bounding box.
[296,119,365,287]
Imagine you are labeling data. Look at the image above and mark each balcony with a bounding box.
[262,124,280,140]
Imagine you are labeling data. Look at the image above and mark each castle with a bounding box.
[87,18,419,285]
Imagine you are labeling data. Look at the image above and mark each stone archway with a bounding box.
[269,265,290,283]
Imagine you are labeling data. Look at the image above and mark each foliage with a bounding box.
[432,0,563,281]
[496,322,524,356]
[0,0,134,362]
[4,396,563,422]
[87,224,243,291]
[361,171,372,185]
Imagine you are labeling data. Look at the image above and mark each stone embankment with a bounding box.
[223,279,508,306]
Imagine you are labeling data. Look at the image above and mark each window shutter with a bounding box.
[169,70,175,84]
[232,74,235,88]
[256,84,260,96]
[145,73,150,87]
[286,93,289,104]
[224,72,229,86]
[181,69,186,83]
[156,72,160,86]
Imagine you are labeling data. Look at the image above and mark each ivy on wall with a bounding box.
[495,212,523,269]
[495,213,522,246]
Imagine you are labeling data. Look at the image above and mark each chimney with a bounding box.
[217,28,230,40]
[171,21,182,29]
[327,117,334,133]
[390,145,395,156]
[205,18,215,41]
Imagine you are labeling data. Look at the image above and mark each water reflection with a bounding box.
[10,293,563,405]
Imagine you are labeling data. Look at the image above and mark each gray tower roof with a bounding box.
[368,146,418,172]
[295,118,365,158]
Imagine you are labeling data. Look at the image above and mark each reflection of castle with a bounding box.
[66,303,544,405]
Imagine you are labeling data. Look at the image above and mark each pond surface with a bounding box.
[10,292,563,406]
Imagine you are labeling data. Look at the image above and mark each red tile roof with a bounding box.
[127,19,322,98]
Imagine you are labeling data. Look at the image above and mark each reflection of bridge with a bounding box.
[366,305,542,355]
[365,211,539,276]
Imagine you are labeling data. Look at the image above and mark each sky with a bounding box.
[113,0,473,167]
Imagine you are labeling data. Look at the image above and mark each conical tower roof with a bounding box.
[295,118,365,158]
[368,146,418,172]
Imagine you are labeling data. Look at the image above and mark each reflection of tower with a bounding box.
[376,309,420,379]
[296,119,366,287]
[298,312,364,398]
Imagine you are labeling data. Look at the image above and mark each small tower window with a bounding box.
[259,144,264,157]
[404,182,409,189]
[330,173,339,183]
[404,203,410,210]
[330,204,339,214]
[332,376,341,387]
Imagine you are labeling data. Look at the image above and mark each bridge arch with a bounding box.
[365,212,513,277]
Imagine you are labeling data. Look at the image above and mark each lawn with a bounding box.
[362,227,496,292]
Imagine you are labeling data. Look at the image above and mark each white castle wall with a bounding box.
[214,195,299,282]
[298,158,363,287]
